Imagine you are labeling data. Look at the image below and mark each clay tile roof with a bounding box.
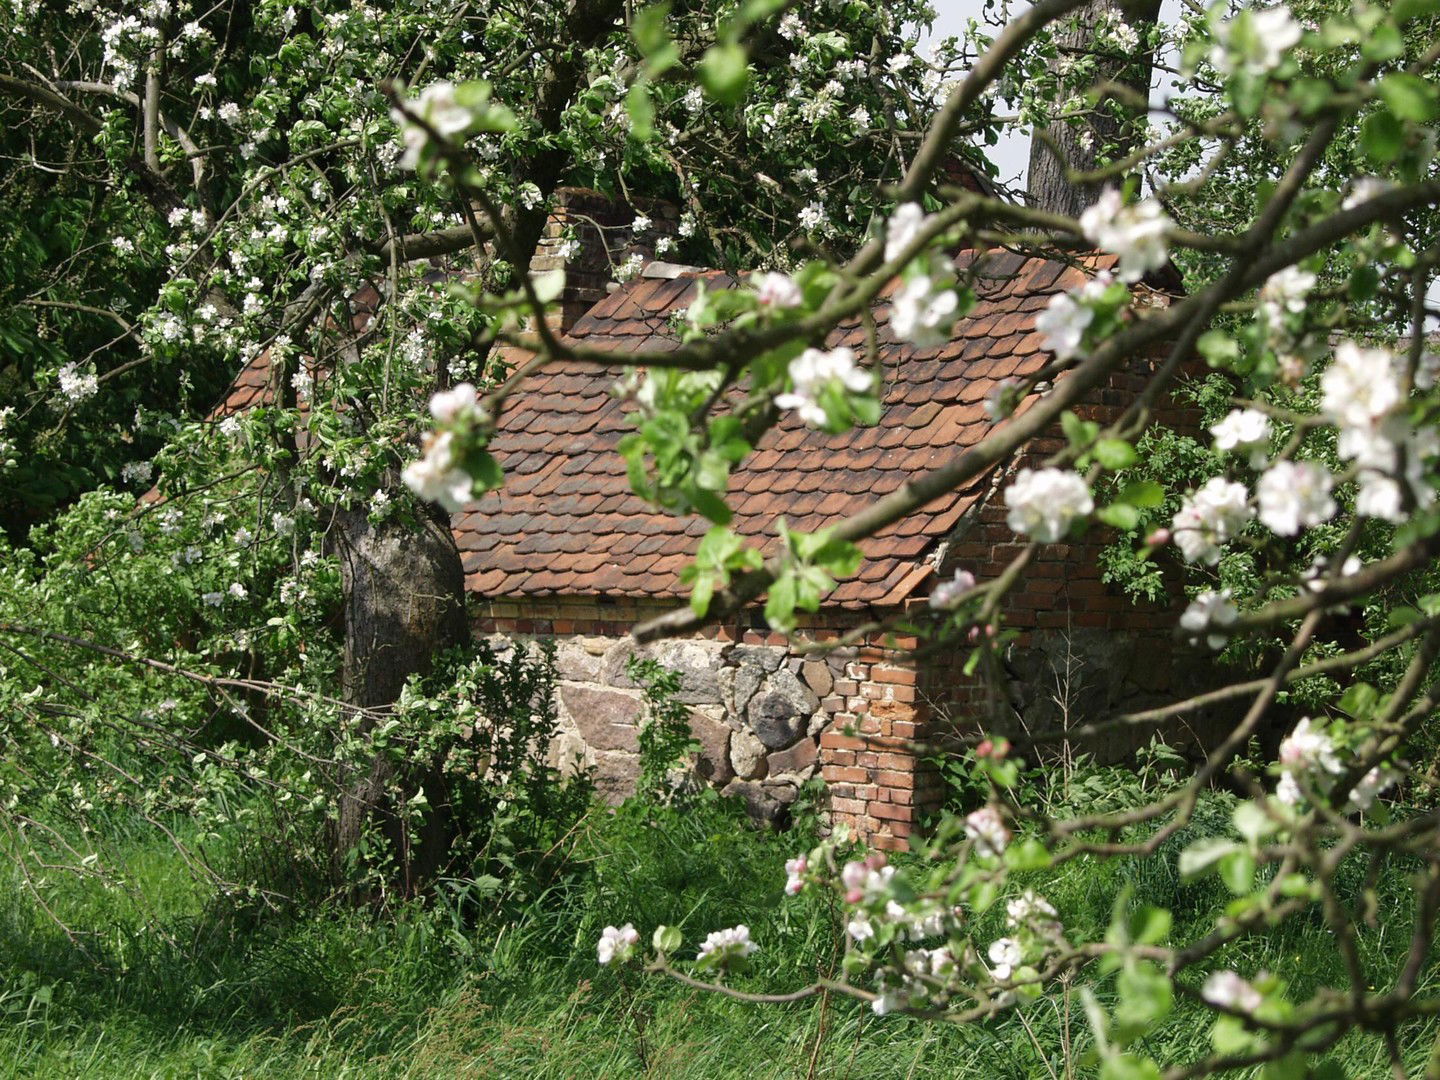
[210,250,1129,612]
[460,249,1122,609]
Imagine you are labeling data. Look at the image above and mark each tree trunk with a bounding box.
[1026,0,1163,217]
[329,503,468,897]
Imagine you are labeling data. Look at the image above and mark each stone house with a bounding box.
[216,189,1211,851]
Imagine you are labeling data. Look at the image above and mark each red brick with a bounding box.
[868,802,916,823]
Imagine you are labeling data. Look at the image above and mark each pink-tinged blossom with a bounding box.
[1180,589,1238,650]
[784,855,808,895]
[697,924,756,963]
[1321,342,1401,432]
[597,923,639,965]
[1078,188,1172,282]
[1202,970,1263,1012]
[929,568,978,611]
[1004,468,1093,543]
[1256,460,1335,536]
[752,271,803,310]
[1348,765,1399,812]
[1172,477,1252,565]
[1275,717,1343,806]
[429,382,478,424]
[401,430,474,511]
[964,806,1011,857]
[1210,408,1271,467]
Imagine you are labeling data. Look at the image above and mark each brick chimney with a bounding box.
[529,187,681,333]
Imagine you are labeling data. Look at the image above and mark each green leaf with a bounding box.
[690,574,714,617]
[1198,329,1240,368]
[699,43,749,105]
[1003,837,1053,871]
[1360,110,1405,165]
[632,2,672,56]
[765,572,797,632]
[1094,439,1137,470]
[1378,73,1437,123]
[1395,0,1440,20]
[1218,849,1256,895]
[1119,480,1165,508]
[1097,503,1141,530]
[1232,801,1278,844]
[1361,21,1404,62]
[625,82,654,141]
[1179,837,1242,880]
[653,925,682,954]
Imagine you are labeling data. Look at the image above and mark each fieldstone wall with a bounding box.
[543,635,840,820]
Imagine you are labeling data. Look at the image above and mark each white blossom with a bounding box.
[631,213,652,234]
[1210,408,1271,467]
[697,924,756,964]
[1342,177,1393,211]
[776,346,871,428]
[1171,477,1252,565]
[401,430,474,511]
[596,923,639,965]
[752,271,803,310]
[1078,188,1172,283]
[1004,468,1093,544]
[1202,970,1263,1012]
[1180,589,1238,650]
[798,201,828,233]
[392,82,475,169]
[1256,460,1335,536]
[429,382,478,424]
[890,274,958,347]
[964,806,1011,857]
[1258,265,1315,335]
[884,202,926,263]
[1035,290,1095,361]
[57,363,99,405]
[227,582,248,600]
[987,937,1023,980]
[1209,5,1301,76]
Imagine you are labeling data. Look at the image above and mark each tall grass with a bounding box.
[2,791,1435,1078]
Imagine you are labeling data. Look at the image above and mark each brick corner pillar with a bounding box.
[818,643,942,852]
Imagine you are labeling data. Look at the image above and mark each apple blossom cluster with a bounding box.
[391,82,474,169]
[1078,188,1173,283]
[928,568,978,611]
[596,922,640,965]
[696,924,756,967]
[883,204,962,348]
[56,362,100,406]
[784,855,807,895]
[1257,265,1315,339]
[1209,408,1271,468]
[776,347,872,429]
[963,805,1011,857]
[1321,342,1438,523]
[1208,4,1303,78]
[1036,274,1106,361]
[1171,477,1252,565]
[1274,717,1399,811]
[751,271,803,310]
[1255,460,1335,536]
[401,382,485,511]
[1003,468,1094,544]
